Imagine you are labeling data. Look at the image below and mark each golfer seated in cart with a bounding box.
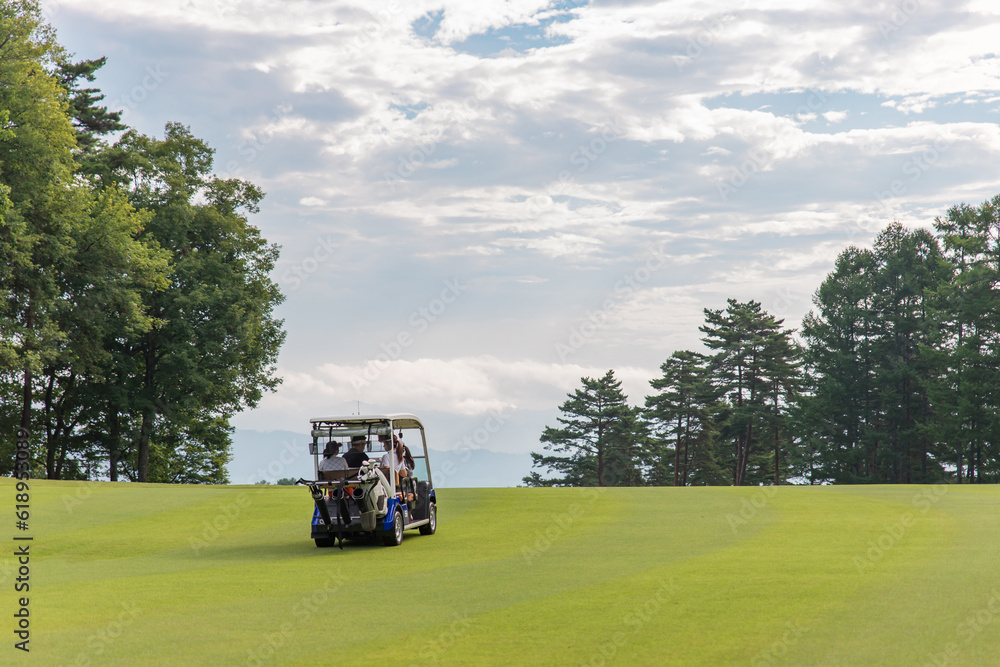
[298,414,437,548]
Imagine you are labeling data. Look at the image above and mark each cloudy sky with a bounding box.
[47,0,1000,456]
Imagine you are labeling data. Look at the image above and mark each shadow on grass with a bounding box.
[179,534,411,561]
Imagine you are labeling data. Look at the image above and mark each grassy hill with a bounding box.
[4,480,1000,665]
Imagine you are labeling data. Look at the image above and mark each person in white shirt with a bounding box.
[318,441,348,474]
[378,434,408,491]
[378,434,396,471]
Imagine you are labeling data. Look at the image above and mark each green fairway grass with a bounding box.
[3,480,999,665]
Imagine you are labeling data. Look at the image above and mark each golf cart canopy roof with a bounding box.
[308,414,425,439]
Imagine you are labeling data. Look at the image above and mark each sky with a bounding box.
[44,0,1000,459]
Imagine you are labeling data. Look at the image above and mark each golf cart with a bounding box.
[298,414,437,548]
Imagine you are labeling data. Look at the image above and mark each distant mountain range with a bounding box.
[228,429,533,487]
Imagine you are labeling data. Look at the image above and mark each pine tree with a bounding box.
[931,198,1000,482]
[55,56,125,174]
[800,247,878,482]
[524,370,639,487]
[868,224,948,482]
[644,350,725,485]
[801,223,949,483]
[700,300,801,485]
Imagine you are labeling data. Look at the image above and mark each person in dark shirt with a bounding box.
[343,434,369,468]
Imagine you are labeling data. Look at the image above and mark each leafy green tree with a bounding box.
[524,370,640,487]
[37,189,168,479]
[112,411,232,484]
[0,5,285,482]
[102,123,286,483]
[0,176,17,464]
[0,0,76,457]
[0,2,171,478]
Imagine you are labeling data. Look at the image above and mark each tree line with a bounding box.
[0,1,285,482]
[526,205,1000,486]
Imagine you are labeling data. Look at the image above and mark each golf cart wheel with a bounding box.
[419,502,436,535]
[314,536,335,548]
[382,510,403,547]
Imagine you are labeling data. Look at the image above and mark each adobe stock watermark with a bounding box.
[717,146,772,202]
[350,278,466,390]
[750,621,811,667]
[0,555,17,588]
[521,117,626,221]
[521,487,604,564]
[878,0,920,39]
[110,65,169,112]
[243,438,309,484]
[14,427,31,480]
[221,104,294,178]
[189,494,251,554]
[725,485,778,533]
[68,601,142,667]
[245,571,347,666]
[580,578,679,667]
[382,128,447,190]
[957,588,1000,642]
[767,285,810,321]
[673,5,749,72]
[62,480,102,514]
[211,0,242,19]
[853,484,947,574]
[923,588,1000,667]
[42,0,62,21]
[342,2,402,58]
[871,134,954,214]
[282,235,338,291]
[843,210,880,246]
[716,89,828,202]
[407,614,474,665]
[382,81,497,192]
[555,243,668,362]
[433,409,509,485]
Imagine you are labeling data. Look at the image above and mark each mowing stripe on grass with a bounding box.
[3,480,998,665]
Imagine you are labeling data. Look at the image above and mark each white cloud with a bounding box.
[429,0,560,44]
[241,357,656,428]
[53,0,1000,436]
